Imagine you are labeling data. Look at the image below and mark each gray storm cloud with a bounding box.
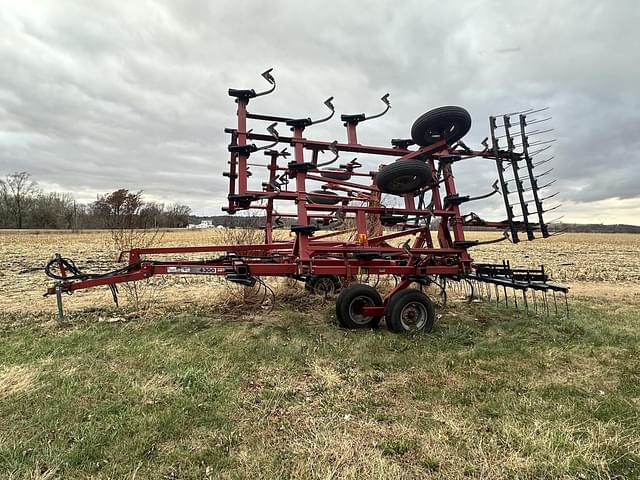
[0,0,638,223]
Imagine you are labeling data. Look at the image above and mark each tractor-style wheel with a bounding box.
[410,106,472,147]
[375,159,433,195]
[385,289,436,333]
[307,190,340,205]
[305,275,342,295]
[335,283,383,329]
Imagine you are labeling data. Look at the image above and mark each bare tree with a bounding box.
[0,172,195,230]
[29,192,75,229]
[94,189,164,310]
[0,181,10,228]
[166,203,192,228]
[0,172,39,228]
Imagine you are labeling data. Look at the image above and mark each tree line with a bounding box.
[0,172,192,229]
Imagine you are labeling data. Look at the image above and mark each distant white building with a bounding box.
[187,220,215,229]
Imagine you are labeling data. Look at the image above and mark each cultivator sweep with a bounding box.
[45,69,568,330]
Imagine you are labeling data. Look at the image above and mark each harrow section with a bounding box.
[466,261,569,316]
[45,69,568,330]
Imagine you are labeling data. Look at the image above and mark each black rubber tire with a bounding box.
[320,169,351,181]
[410,106,472,147]
[307,190,340,205]
[305,275,342,295]
[375,159,433,195]
[380,214,408,226]
[335,283,383,329]
[385,289,436,333]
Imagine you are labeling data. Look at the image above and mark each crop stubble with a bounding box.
[1,230,638,314]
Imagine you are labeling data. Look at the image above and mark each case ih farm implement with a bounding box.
[46,69,568,329]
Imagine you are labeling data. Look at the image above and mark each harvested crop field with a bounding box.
[1,230,639,314]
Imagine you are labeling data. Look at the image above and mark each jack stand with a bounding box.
[55,285,65,322]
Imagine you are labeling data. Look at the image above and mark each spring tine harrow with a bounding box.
[490,115,520,242]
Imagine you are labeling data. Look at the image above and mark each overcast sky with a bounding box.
[1,0,639,224]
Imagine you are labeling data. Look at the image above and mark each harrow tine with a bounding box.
[535,168,554,177]
[548,228,568,237]
[503,285,508,307]
[532,289,537,314]
[529,145,552,156]
[513,137,556,148]
[538,179,558,190]
[523,290,529,315]
[513,288,518,310]
[565,292,569,318]
[552,290,558,315]
[524,107,550,116]
[547,215,564,224]
[467,279,475,300]
[540,192,560,202]
[534,156,555,167]
[524,116,552,125]
[543,204,562,213]
[543,291,549,316]
[524,128,555,137]
[497,108,534,117]
[527,138,557,148]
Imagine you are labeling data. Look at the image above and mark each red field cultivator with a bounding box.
[46,69,568,329]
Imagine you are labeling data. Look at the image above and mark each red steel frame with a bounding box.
[46,74,537,317]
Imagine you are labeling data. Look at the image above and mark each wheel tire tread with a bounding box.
[411,106,472,147]
[385,288,436,333]
[335,283,383,329]
[375,159,433,195]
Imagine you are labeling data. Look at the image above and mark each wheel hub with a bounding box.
[349,296,374,325]
[400,301,427,330]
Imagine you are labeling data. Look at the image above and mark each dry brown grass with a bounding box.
[0,365,38,400]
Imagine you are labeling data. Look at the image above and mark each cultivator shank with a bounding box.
[46,69,568,329]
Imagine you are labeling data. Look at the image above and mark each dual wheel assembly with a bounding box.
[335,283,436,333]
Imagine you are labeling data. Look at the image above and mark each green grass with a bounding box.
[0,297,638,479]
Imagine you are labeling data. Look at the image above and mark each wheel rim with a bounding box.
[420,119,465,144]
[399,301,428,331]
[424,124,455,143]
[348,295,374,325]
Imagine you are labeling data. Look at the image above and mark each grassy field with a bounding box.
[1,231,639,478]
